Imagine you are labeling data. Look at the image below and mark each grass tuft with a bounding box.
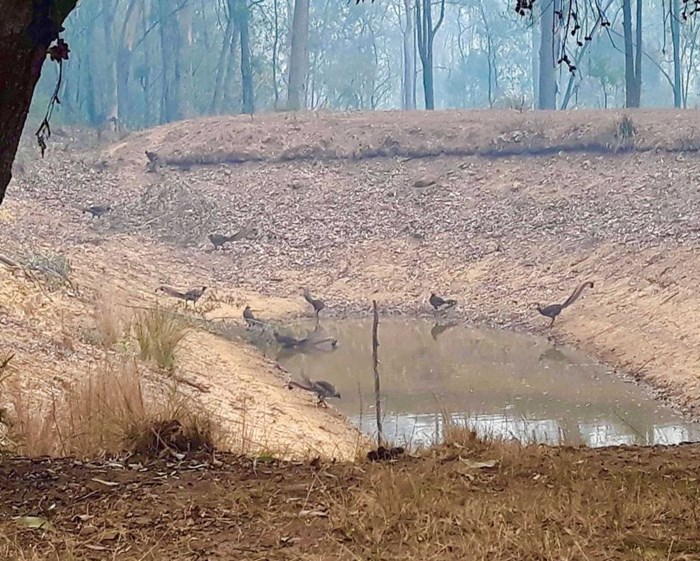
[133,307,187,370]
[21,251,73,291]
[1,359,220,458]
[93,299,131,349]
[124,411,216,458]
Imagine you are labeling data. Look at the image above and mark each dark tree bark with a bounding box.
[622,0,642,107]
[0,0,78,206]
[416,0,445,110]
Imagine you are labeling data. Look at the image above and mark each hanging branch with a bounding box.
[35,38,71,157]
[682,0,700,19]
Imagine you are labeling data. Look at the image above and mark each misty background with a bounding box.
[28,0,700,132]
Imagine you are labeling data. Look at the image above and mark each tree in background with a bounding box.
[416,0,445,110]
[537,0,559,109]
[6,0,700,207]
[622,0,642,107]
[287,0,310,110]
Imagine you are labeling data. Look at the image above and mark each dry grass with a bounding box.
[20,251,73,291]
[123,401,217,458]
[132,307,187,371]
[325,442,700,560]
[2,358,218,459]
[92,298,131,350]
[2,440,695,561]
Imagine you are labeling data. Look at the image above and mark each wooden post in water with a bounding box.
[371,300,383,447]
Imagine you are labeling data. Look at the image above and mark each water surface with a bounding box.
[279,318,700,448]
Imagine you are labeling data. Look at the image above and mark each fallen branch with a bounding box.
[169,372,210,393]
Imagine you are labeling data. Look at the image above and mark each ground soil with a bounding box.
[3,108,700,559]
[2,442,700,560]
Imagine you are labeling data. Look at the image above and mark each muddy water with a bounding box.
[279,318,700,448]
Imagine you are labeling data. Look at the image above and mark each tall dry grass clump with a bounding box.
[133,306,187,370]
[2,359,218,459]
[93,298,131,349]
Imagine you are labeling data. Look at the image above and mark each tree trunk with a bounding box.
[101,0,119,122]
[401,0,416,110]
[235,0,254,114]
[287,0,310,110]
[0,0,78,206]
[176,0,193,118]
[272,0,280,108]
[158,0,183,122]
[531,20,539,105]
[422,54,434,109]
[537,0,558,109]
[210,4,234,114]
[117,0,141,129]
[623,0,642,107]
[222,10,241,111]
[140,2,154,126]
[478,0,496,107]
[671,0,682,107]
[416,0,445,110]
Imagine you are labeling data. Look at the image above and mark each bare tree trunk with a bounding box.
[117,0,142,129]
[537,0,559,109]
[234,0,254,114]
[401,0,416,110]
[272,0,281,108]
[287,0,310,110]
[0,0,78,206]
[411,16,417,109]
[477,0,497,107]
[176,0,193,118]
[416,0,445,110]
[531,19,539,105]
[210,2,235,114]
[101,0,119,122]
[671,0,682,107]
[140,2,154,126]
[623,0,642,107]
[158,0,184,122]
[222,10,241,111]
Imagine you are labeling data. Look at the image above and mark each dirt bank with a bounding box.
[0,203,363,460]
[5,108,700,445]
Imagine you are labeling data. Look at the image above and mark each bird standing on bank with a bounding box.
[82,205,112,219]
[287,373,341,407]
[535,281,594,327]
[208,233,235,250]
[429,292,457,311]
[243,305,258,327]
[156,285,208,306]
[302,288,326,318]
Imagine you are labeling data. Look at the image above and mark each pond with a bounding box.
[278,318,700,448]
